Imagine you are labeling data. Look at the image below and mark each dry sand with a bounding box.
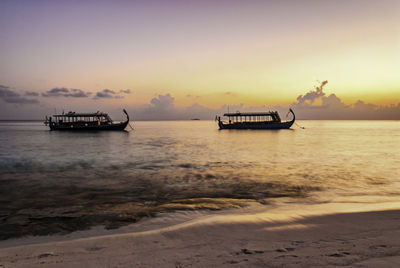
[1,202,400,268]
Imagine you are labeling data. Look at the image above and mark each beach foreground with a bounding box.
[1,203,399,268]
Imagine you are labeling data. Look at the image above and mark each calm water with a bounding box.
[0,120,399,239]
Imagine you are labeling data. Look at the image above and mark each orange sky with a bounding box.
[0,0,399,118]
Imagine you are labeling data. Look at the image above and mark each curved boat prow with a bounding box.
[123,109,129,122]
[289,108,295,122]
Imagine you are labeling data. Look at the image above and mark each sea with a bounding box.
[0,120,399,240]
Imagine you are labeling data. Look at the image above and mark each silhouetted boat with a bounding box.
[44,109,130,131]
[217,109,295,130]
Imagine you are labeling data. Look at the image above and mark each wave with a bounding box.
[0,169,319,240]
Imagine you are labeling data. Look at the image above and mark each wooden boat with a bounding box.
[217,109,295,130]
[44,109,130,131]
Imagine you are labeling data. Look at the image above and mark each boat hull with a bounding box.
[218,108,295,130]
[218,120,294,130]
[49,121,129,131]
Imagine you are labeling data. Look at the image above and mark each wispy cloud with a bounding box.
[24,91,39,97]
[42,87,90,98]
[94,89,115,98]
[119,89,131,94]
[0,85,39,104]
[224,91,236,96]
[296,80,327,105]
[94,88,132,99]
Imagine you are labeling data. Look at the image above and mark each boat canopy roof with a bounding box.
[223,111,279,117]
[53,112,109,117]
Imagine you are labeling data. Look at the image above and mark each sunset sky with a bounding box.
[1,0,399,119]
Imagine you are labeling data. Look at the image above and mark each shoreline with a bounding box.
[1,202,400,267]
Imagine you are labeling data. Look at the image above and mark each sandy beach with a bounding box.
[1,202,400,268]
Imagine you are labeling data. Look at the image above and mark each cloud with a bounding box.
[25,91,39,97]
[1,83,399,120]
[186,94,200,99]
[42,87,90,98]
[69,89,91,98]
[0,85,39,104]
[296,80,327,105]
[131,93,215,120]
[224,91,237,96]
[129,84,400,120]
[150,94,175,110]
[119,89,131,94]
[104,89,115,94]
[41,87,69,97]
[94,89,129,99]
[291,81,400,119]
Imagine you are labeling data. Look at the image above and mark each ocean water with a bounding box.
[0,120,399,240]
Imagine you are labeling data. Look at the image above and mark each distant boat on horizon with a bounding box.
[217,109,295,130]
[44,109,130,131]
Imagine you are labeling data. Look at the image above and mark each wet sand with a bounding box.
[1,203,400,267]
